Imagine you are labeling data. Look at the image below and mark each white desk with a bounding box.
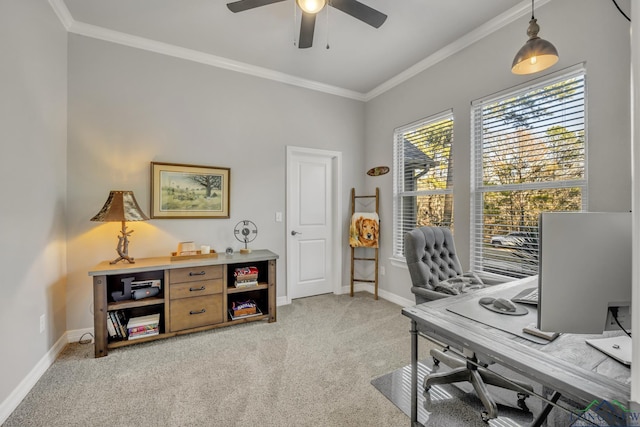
[402,278,631,426]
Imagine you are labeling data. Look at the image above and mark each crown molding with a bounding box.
[68,21,367,101]
[48,0,547,103]
[363,0,551,101]
[48,0,365,101]
[48,0,74,30]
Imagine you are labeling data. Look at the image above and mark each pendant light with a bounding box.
[511,0,559,75]
[296,0,326,14]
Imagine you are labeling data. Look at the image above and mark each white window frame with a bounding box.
[470,64,588,278]
[392,110,454,260]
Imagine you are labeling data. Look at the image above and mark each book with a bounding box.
[127,313,160,329]
[109,311,122,338]
[128,330,159,340]
[106,313,117,338]
[234,266,259,282]
[112,310,127,338]
[126,313,160,338]
[127,325,158,335]
[234,279,259,288]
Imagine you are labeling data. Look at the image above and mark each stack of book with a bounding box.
[107,310,129,339]
[233,266,259,288]
[126,313,160,340]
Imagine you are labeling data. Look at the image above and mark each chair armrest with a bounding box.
[411,286,450,302]
[475,272,514,286]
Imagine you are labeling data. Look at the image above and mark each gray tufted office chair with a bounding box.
[405,226,465,304]
[404,226,533,421]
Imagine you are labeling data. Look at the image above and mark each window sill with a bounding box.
[390,256,407,269]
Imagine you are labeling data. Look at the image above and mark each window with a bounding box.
[393,111,454,258]
[471,66,587,278]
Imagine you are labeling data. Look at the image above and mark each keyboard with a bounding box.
[511,287,539,305]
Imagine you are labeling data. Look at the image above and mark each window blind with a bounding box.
[471,66,587,278]
[393,111,454,258]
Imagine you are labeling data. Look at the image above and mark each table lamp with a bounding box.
[91,190,149,264]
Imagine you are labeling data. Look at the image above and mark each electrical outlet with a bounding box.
[380,266,386,276]
[39,314,45,334]
[605,306,631,331]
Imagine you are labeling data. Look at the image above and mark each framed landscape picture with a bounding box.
[150,162,230,219]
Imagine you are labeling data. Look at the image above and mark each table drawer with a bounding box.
[170,278,223,300]
[169,265,223,284]
[170,295,223,331]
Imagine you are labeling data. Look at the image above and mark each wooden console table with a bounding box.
[88,249,278,358]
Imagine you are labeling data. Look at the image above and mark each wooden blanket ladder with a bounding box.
[350,187,379,300]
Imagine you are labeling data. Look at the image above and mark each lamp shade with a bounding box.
[91,190,149,222]
[296,0,326,14]
[511,18,559,75]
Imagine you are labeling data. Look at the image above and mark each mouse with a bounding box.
[478,297,495,305]
[492,297,517,312]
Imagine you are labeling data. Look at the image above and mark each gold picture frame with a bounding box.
[150,162,230,219]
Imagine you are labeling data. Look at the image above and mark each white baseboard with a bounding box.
[66,327,95,344]
[340,282,415,308]
[0,331,72,425]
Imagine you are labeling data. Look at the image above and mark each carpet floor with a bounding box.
[3,292,581,426]
[3,292,436,427]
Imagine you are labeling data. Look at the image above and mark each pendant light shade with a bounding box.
[511,1,558,75]
[296,0,326,14]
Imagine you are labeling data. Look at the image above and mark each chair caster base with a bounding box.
[517,393,530,412]
[517,398,529,412]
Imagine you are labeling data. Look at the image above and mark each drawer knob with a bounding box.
[189,308,206,315]
[189,286,206,292]
[189,271,206,276]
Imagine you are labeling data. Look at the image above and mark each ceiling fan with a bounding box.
[226,0,387,49]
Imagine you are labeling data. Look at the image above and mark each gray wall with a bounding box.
[65,35,366,331]
[0,0,68,407]
[1,0,635,416]
[364,0,632,304]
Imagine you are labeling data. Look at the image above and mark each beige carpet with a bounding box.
[371,359,542,426]
[3,292,435,427]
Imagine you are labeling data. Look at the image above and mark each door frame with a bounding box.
[285,146,342,304]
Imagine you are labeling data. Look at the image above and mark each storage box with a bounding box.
[231,300,257,317]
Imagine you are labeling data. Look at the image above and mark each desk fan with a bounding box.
[234,220,258,254]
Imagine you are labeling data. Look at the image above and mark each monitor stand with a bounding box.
[585,335,632,366]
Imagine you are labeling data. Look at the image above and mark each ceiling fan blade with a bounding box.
[227,0,286,13]
[330,0,387,28]
[298,12,316,49]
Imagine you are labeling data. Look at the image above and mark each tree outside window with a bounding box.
[393,112,454,257]
[472,68,586,278]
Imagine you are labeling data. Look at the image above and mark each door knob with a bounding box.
[291,230,302,236]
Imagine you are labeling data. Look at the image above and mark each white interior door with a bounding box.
[286,147,341,300]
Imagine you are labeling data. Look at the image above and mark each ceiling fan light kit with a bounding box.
[226,0,387,49]
[296,0,326,14]
[511,0,559,75]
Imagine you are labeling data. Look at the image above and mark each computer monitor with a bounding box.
[537,211,632,335]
